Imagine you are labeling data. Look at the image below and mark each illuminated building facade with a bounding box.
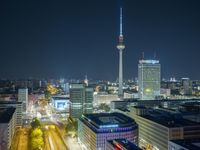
[70,83,93,118]
[0,101,22,126]
[93,93,118,106]
[128,106,200,150]
[181,78,192,95]
[84,87,93,114]
[78,112,138,150]
[0,107,16,150]
[18,88,28,111]
[52,96,70,111]
[138,59,160,100]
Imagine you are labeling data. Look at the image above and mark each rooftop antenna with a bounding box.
[120,7,123,37]
[142,52,145,60]
[154,51,157,59]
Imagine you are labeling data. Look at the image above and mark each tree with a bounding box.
[31,137,44,150]
[31,128,43,138]
[65,117,78,137]
[31,118,41,129]
[30,128,44,150]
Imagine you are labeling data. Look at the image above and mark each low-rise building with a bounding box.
[93,93,119,106]
[78,112,138,150]
[128,106,200,150]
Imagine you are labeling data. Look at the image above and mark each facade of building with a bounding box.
[93,93,119,106]
[78,112,138,150]
[106,139,142,150]
[182,78,192,95]
[0,107,16,150]
[51,96,70,111]
[128,106,200,150]
[84,87,93,114]
[18,88,28,112]
[0,101,22,126]
[70,83,93,118]
[110,100,127,111]
[138,59,160,100]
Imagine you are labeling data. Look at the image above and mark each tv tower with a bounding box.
[117,7,125,100]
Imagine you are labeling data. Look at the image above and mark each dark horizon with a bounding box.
[1,0,200,80]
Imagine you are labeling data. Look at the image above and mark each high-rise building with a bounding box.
[0,107,16,150]
[18,88,28,112]
[138,59,161,100]
[181,78,192,95]
[78,112,138,150]
[84,87,93,114]
[117,8,125,100]
[69,83,93,118]
[0,101,22,126]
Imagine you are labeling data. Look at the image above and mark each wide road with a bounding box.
[65,137,82,150]
[11,128,28,150]
[46,125,68,150]
[17,128,28,150]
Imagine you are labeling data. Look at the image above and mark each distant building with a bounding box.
[18,88,28,112]
[70,83,93,118]
[106,139,142,150]
[84,87,93,114]
[124,91,138,99]
[169,138,200,150]
[138,59,160,100]
[78,112,138,150]
[51,96,70,111]
[160,88,171,98]
[0,101,22,126]
[128,106,200,150]
[110,100,128,111]
[0,107,16,150]
[64,83,70,94]
[182,78,192,95]
[93,93,119,106]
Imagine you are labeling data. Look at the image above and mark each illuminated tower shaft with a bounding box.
[117,8,125,100]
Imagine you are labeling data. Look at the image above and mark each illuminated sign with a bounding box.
[99,124,119,128]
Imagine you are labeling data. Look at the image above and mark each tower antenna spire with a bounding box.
[120,7,123,36]
[117,7,125,100]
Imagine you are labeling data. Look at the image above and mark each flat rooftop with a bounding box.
[142,109,200,128]
[0,107,16,123]
[80,112,137,132]
[107,139,142,150]
[52,97,69,100]
[139,59,159,64]
[170,139,200,150]
[0,100,22,104]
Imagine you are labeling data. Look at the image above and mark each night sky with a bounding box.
[1,0,200,80]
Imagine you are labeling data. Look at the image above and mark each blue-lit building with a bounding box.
[51,96,70,111]
[78,112,138,150]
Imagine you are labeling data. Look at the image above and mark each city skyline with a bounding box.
[1,0,200,79]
